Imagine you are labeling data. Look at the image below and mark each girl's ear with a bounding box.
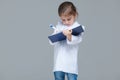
[74,14,77,19]
[75,13,78,19]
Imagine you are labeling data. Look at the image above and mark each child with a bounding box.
[49,1,85,80]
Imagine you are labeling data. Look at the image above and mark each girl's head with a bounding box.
[58,1,78,26]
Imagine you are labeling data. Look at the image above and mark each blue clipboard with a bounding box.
[48,25,84,43]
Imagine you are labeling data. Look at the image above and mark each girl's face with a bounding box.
[60,15,76,27]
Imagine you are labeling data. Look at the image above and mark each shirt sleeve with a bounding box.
[49,39,58,45]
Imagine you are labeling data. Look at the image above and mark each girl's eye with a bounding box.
[67,17,71,21]
[62,19,65,22]
[67,19,71,21]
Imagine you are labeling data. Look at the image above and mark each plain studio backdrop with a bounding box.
[0,0,120,80]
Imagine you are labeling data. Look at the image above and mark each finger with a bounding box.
[69,30,72,33]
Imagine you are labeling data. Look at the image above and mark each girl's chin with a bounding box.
[66,24,71,27]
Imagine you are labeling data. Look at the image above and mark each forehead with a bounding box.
[60,15,74,19]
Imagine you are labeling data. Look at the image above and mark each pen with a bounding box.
[49,24,56,30]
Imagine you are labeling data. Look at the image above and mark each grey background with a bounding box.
[0,0,120,80]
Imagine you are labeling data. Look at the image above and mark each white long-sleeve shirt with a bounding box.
[49,21,85,75]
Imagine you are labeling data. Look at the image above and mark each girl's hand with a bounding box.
[63,29,72,41]
[62,29,72,36]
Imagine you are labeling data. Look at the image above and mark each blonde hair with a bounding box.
[58,1,78,17]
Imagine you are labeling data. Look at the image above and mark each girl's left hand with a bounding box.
[62,29,72,36]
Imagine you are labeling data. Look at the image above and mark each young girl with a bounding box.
[49,1,85,80]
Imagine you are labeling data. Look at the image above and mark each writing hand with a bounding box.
[63,29,72,41]
[62,29,72,36]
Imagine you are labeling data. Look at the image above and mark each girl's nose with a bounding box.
[65,21,69,24]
